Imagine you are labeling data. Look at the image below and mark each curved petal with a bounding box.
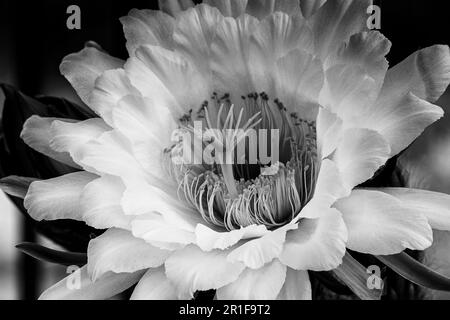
[21,116,80,168]
[72,131,146,180]
[246,0,301,19]
[195,224,268,252]
[120,9,175,56]
[134,45,209,116]
[173,4,224,75]
[377,188,450,231]
[362,92,444,157]
[227,224,297,269]
[316,108,343,160]
[131,267,179,300]
[87,229,170,282]
[320,65,378,123]
[79,175,132,230]
[60,47,123,105]
[249,13,313,72]
[335,189,433,255]
[217,260,286,300]
[277,268,311,300]
[88,69,140,125]
[24,172,97,222]
[39,265,143,300]
[112,95,177,179]
[379,45,450,104]
[312,0,372,60]
[50,118,111,161]
[274,49,322,120]
[131,213,197,251]
[329,31,391,87]
[124,57,181,117]
[165,245,245,298]
[204,0,248,18]
[280,209,347,271]
[158,0,194,16]
[210,14,259,99]
[299,159,348,219]
[300,0,326,19]
[332,128,391,189]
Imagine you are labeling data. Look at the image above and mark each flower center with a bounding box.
[164,92,318,231]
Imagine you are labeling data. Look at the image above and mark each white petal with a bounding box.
[21,116,79,169]
[335,189,433,255]
[300,0,326,18]
[79,175,132,230]
[195,224,268,252]
[60,47,123,105]
[165,245,245,298]
[312,0,372,60]
[227,224,297,269]
[131,267,180,300]
[332,128,391,189]
[280,208,347,271]
[274,49,323,120]
[316,108,343,159]
[246,0,301,19]
[73,131,146,180]
[24,172,97,222]
[217,260,286,300]
[377,188,450,231]
[112,95,177,179]
[50,118,111,162]
[87,229,170,282]
[122,181,201,229]
[320,64,378,123]
[277,269,311,300]
[158,0,194,16]
[39,265,143,300]
[300,159,348,219]
[120,9,175,56]
[379,45,450,104]
[134,45,209,116]
[173,4,224,75]
[204,0,247,18]
[250,13,313,71]
[125,57,181,116]
[88,69,140,125]
[131,213,197,251]
[362,92,444,157]
[210,14,259,99]
[329,31,391,87]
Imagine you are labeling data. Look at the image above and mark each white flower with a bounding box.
[18,0,450,300]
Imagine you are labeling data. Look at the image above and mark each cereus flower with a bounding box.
[8,0,450,300]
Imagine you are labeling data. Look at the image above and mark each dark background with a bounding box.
[0,0,449,300]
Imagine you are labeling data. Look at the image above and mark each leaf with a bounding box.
[0,175,37,198]
[311,271,354,296]
[377,252,450,292]
[333,253,383,300]
[16,242,87,266]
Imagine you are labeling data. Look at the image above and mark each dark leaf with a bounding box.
[333,253,383,300]
[377,253,450,292]
[0,175,36,198]
[16,242,87,266]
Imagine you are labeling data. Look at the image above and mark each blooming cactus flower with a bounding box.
[15,0,450,299]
